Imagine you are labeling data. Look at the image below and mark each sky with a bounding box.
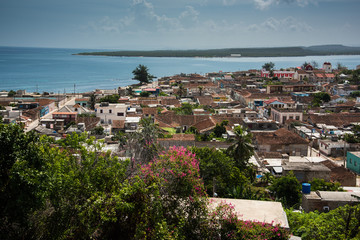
[0,0,359,50]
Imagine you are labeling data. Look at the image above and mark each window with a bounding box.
[296,116,300,120]
[100,109,103,113]
[117,112,124,116]
[108,119,112,124]
[355,161,357,166]
[109,109,112,114]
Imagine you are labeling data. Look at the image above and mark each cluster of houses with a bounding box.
[1,62,360,216]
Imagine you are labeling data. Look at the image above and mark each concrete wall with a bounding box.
[260,143,308,156]
[284,169,330,183]
[302,193,359,213]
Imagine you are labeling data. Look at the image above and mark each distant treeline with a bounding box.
[76,44,360,58]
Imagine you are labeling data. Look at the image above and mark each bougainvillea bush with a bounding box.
[136,146,289,240]
[207,200,289,240]
[136,146,209,239]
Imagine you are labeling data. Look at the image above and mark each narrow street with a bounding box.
[25,96,76,132]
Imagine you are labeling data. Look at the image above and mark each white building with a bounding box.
[95,103,127,124]
[319,139,350,156]
[323,62,332,73]
[125,117,141,133]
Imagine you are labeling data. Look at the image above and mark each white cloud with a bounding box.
[248,16,313,32]
[89,16,135,33]
[179,6,199,22]
[253,0,314,10]
[88,1,203,34]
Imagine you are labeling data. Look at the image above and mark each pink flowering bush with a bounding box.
[207,201,289,240]
[136,146,289,240]
[136,146,209,239]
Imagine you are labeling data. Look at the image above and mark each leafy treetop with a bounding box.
[132,64,155,85]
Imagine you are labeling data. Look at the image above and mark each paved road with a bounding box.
[25,96,76,132]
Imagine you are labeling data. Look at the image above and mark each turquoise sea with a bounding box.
[1,46,360,93]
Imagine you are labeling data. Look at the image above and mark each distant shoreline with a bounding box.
[75,44,360,58]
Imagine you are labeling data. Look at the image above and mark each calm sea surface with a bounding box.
[1,46,360,93]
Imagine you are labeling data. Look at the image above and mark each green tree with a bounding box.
[213,120,228,138]
[92,125,104,135]
[140,91,150,97]
[173,103,194,115]
[302,61,311,69]
[287,204,360,240]
[311,61,319,69]
[0,123,45,239]
[88,93,96,110]
[177,83,186,98]
[0,125,290,240]
[132,64,155,85]
[309,178,344,191]
[344,125,360,143]
[262,62,275,71]
[268,172,301,208]
[99,94,119,103]
[190,146,235,196]
[7,90,16,97]
[350,71,360,85]
[198,86,203,96]
[312,92,331,106]
[226,125,254,169]
[125,117,161,165]
[350,91,360,98]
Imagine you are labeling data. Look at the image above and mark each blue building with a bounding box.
[346,152,360,175]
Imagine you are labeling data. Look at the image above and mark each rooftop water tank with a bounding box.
[302,183,311,194]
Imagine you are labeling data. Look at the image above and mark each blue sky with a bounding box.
[1,0,359,49]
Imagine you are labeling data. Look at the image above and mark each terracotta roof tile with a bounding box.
[112,120,125,129]
[308,113,360,127]
[254,128,309,145]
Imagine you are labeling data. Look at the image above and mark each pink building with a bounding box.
[261,69,295,79]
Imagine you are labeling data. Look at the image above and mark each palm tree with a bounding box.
[132,64,155,85]
[178,83,186,98]
[89,93,96,110]
[227,126,254,169]
[198,86,203,96]
[125,117,161,166]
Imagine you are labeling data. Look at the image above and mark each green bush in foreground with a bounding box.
[286,204,360,240]
[0,124,289,239]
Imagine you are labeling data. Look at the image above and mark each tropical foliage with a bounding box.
[286,204,360,240]
[132,64,155,85]
[268,172,302,209]
[99,94,119,103]
[227,125,254,169]
[0,123,289,239]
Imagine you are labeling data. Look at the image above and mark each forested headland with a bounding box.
[76,44,360,58]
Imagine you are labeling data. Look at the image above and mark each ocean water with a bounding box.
[1,46,360,93]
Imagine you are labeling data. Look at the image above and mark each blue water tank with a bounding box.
[302,183,311,194]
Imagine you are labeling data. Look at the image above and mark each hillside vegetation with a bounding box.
[76,44,360,58]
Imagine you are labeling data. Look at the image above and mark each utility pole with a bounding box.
[57,91,60,108]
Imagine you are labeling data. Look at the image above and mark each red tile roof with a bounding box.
[254,128,308,145]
